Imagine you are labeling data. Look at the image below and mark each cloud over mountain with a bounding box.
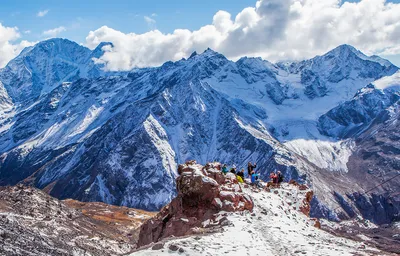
[85,0,400,71]
[43,26,66,37]
[0,23,35,68]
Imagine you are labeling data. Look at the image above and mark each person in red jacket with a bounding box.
[270,172,278,184]
[266,172,278,189]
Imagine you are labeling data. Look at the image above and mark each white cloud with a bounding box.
[86,0,400,71]
[37,9,49,17]
[24,30,31,34]
[151,13,157,17]
[0,23,35,68]
[144,16,156,28]
[43,26,66,37]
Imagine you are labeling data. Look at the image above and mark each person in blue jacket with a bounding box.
[251,171,262,188]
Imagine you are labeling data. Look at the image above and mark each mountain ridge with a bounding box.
[0,38,399,224]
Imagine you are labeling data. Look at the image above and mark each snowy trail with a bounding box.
[132,184,383,256]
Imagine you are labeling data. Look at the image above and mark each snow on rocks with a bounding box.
[132,180,385,256]
[136,161,254,247]
[0,185,154,256]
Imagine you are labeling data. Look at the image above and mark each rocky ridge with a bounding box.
[0,185,154,256]
[137,161,254,247]
[132,162,394,256]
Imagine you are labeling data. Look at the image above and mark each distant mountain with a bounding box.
[0,38,398,223]
[0,38,112,105]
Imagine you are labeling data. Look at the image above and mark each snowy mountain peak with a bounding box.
[324,44,398,69]
[323,44,374,62]
[189,51,198,59]
[28,38,91,61]
[92,42,114,58]
[329,44,359,55]
[203,47,215,53]
[0,38,105,105]
[200,48,225,58]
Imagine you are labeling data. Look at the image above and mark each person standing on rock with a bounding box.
[247,162,257,177]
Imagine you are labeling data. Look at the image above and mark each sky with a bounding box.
[0,0,400,69]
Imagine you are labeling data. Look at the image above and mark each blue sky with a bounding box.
[0,0,256,43]
[0,0,400,68]
[1,0,399,44]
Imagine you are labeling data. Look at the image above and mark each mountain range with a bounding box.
[0,38,399,224]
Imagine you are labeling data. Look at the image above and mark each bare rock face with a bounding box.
[137,161,253,247]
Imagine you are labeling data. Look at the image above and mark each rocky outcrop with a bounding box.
[0,185,154,256]
[137,161,253,247]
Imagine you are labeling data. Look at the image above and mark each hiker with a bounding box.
[247,162,257,176]
[266,172,278,188]
[230,167,236,174]
[277,171,284,184]
[272,172,278,184]
[251,171,262,188]
[236,169,245,183]
[221,164,228,175]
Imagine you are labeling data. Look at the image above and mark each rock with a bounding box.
[225,173,238,184]
[137,161,254,247]
[205,167,226,185]
[212,198,223,210]
[299,191,314,216]
[152,243,164,250]
[298,184,309,191]
[185,160,197,165]
[169,244,179,251]
[311,218,321,229]
[178,248,185,253]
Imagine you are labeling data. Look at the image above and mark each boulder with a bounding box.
[137,161,254,247]
[152,243,164,250]
[299,191,314,216]
[311,218,321,229]
[205,167,225,185]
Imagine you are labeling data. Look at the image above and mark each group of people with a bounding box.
[220,161,284,188]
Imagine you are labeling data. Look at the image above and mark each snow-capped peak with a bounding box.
[92,42,114,58]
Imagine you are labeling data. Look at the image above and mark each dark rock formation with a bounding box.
[137,161,253,247]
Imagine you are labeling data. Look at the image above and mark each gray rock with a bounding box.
[152,243,164,250]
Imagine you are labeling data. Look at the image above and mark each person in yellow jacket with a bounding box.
[236,169,245,183]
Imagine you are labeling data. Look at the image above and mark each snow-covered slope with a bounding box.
[0,39,398,221]
[133,184,383,256]
[315,71,400,223]
[318,83,400,139]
